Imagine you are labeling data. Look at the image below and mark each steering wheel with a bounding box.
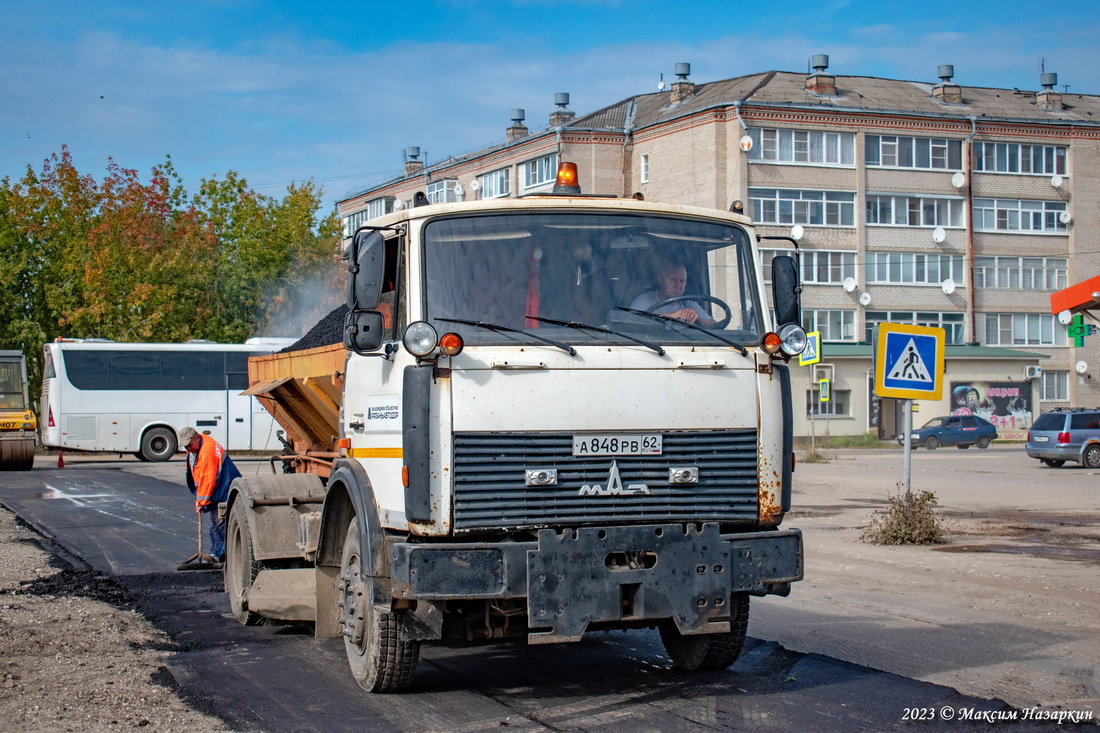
[646,294,732,329]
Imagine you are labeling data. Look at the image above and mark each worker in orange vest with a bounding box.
[179,427,241,562]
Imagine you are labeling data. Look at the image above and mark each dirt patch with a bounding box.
[0,509,229,733]
[936,509,1100,564]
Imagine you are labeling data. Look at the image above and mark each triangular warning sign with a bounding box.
[887,338,932,382]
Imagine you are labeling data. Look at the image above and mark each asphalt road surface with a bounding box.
[0,450,1084,732]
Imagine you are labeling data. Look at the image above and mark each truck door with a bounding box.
[225,352,253,450]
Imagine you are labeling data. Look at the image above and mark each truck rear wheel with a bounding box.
[659,593,750,671]
[225,500,264,626]
[339,517,420,693]
[140,428,177,462]
[0,438,35,471]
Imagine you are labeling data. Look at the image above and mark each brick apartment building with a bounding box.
[338,57,1100,441]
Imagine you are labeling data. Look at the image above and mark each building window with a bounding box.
[522,154,557,189]
[426,179,460,204]
[749,188,855,226]
[1041,371,1068,401]
[477,168,511,199]
[866,252,964,285]
[802,250,856,284]
[865,135,963,170]
[640,154,649,184]
[973,142,1067,175]
[865,195,963,228]
[985,313,1067,346]
[974,257,1067,290]
[807,388,849,417]
[867,311,966,344]
[342,197,395,236]
[803,310,856,341]
[748,128,855,166]
[973,198,1066,233]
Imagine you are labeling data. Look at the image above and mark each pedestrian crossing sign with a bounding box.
[875,323,945,400]
[799,331,821,366]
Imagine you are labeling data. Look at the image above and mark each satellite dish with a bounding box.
[842,277,857,293]
[1051,174,1064,188]
[1059,211,1072,224]
[1076,360,1088,375]
[790,224,805,241]
[932,227,946,243]
[951,171,966,188]
[859,292,872,307]
[453,183,464,196]
[469,180,480,191]
[1058,309,1074,325]
[739,135,754,152]
[393,198,405,210]
[941,278,956,295]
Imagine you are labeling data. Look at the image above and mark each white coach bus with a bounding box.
[40,338,297,461]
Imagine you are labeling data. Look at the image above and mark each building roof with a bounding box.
[569,70,1100,133]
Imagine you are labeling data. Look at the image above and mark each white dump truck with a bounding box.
[227,163,807,692]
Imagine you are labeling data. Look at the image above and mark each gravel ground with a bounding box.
[0,507,229,733]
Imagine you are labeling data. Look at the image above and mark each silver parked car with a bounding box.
[1025,408,1100,468]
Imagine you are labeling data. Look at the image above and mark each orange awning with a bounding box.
[1050,275,1100,315]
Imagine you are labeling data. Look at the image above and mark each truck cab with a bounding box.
[227,167,806,692]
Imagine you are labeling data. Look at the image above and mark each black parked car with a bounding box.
[897,414,998,450]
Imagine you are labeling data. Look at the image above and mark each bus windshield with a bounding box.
[0,362,26,410]
[422,212,762,347]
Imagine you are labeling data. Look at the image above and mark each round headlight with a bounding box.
[402,321,438,357]
[778,323,808,356]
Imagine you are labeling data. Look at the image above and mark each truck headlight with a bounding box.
[403,321,438,357]
[763,324,809,357]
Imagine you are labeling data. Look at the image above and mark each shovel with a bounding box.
[177,513,223,571]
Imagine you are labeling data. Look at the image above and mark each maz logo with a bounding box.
[578,460,650,496]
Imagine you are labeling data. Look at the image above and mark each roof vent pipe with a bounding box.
[554,93,570,109]
[403,147,424,176]
[1040,72,1058,90]
[811,54,829,73]
[805,54,836,96]
[670,63,695,105]
[507,108,530,142]
[548,93,575,127]
[1037,72,1064,111]
[938,65,954,83]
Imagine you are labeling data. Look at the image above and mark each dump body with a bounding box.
[0,351,36,471]
[243,342,346,477]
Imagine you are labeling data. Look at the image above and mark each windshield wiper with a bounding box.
[437,318,577,356]
[526,315,665,356]
[615,307,748,356]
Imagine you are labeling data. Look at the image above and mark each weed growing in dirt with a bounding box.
[861,490,945,545]
[799,448,830,463]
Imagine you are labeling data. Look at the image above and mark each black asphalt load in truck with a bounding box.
[225,166,807,692]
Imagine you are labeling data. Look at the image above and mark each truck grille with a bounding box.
[452,431,759,532]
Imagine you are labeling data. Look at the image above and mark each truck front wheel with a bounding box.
[660,593,750,671]
[339,517,420,693]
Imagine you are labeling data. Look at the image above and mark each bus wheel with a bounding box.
[140,428,177,462]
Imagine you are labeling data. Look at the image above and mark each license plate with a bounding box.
[573,434,662,457]
[1035,435,1049,442]
[0,421,15,429]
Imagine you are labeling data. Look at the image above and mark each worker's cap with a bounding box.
[178,427,199,445]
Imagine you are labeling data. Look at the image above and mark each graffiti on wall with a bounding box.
[950,381,1033,441]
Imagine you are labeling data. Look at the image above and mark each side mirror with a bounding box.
[771,255,802,326]
[346,230,385,310]
[343,310,385,354]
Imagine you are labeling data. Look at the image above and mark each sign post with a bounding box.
[875,323,945,496]
[800,333,822,452]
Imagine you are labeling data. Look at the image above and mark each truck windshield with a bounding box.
[423,212,762,348]
[0,362,26,410]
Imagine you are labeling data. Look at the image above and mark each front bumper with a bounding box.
[390,523,803,643]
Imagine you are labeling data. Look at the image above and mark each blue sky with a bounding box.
[4,0,1099,213]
